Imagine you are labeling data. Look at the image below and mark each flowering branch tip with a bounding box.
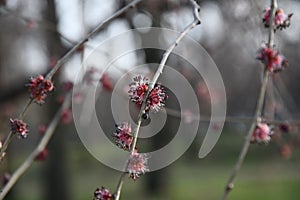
[10,118,29,139]
[27,75,54,104]
[263,7,293,31]
[128,152,149,180]
[129,75,167,113]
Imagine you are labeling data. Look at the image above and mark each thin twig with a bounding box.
[221,71,269,200]
[2,5,112,51]
[0,99,33,161]
[46,0,143,80]
[0,94,71,200]
[113,1,201,199]
[0,0,142,163]
[221,1,277,200]
[1,3,87,196]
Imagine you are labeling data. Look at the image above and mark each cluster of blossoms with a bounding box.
[252,123,273,144]
[257,44,288,73]
[112,123,149,180]
[127,152,149,180]
[263,7,293,30]
[128,75,167,114]
[95,75,166,196]
[94,187,114,200]
[10,118,29,139]
[112,122,133,151]
[27,75,54,104]
[258,7,292,73]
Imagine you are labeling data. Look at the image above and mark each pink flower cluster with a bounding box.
[112,122,133,151]
[113,122,149,180]
[263,7,293,30]
[128,75,167,113]
[257,45,288,72]
[127,152,149,180]
[252,123,273,144]
[94,187,113,200]
[10,118,29,139]
[27,75,54,104]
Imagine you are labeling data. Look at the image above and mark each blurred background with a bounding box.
[0,0,300,199]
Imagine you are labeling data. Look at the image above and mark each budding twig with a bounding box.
[0,99,33,161]
[0,94,71,200]
[0,0,143,163]
[114,1,201,200]
[221,1,277,200]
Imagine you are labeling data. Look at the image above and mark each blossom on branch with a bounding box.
[252,123,273,144]
[263,7,293,30]
[27,75,54,104]
[257,45,288,73]
[128,75,167,113]
[10,118,29,139]
[127,152,149,180]
[112,122,133,151]
[94,187,113,200]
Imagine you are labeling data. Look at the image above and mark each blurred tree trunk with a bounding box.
[44,1,70,200]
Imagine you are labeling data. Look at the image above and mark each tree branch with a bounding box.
[221,1,277,199]
[0,0,143,163]
[0,94,71,199]
[46,0,143,80]
[114,1,201,199]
